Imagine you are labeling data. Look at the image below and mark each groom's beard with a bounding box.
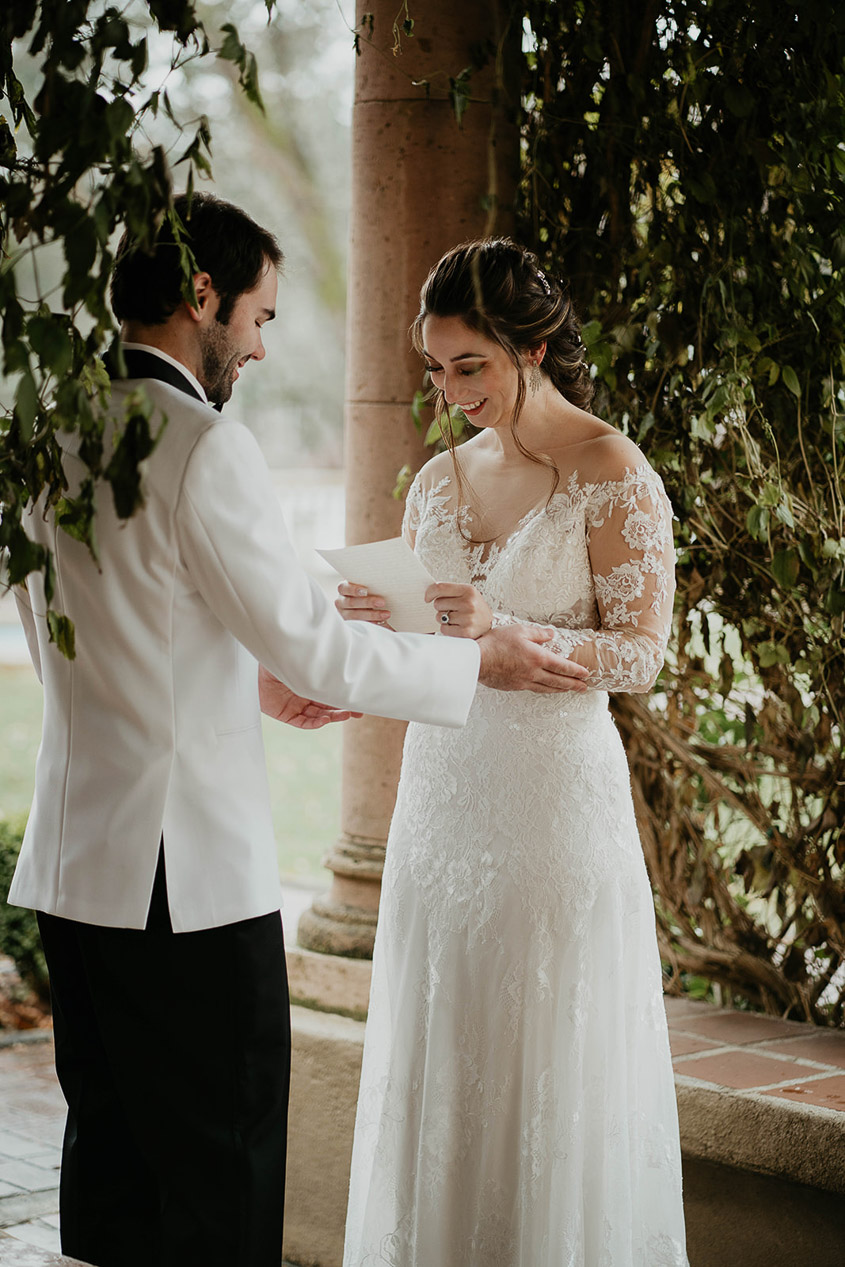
[199,319,242,407]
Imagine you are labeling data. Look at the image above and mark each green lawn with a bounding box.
[0,665,340,885]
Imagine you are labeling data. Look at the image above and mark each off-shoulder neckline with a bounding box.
[409,464,667,576]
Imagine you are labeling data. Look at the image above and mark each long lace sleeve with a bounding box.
[494,466,675,694]
[402,473,425,551]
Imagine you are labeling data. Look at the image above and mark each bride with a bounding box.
[338,238,688,1266]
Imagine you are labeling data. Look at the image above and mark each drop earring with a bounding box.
[529,362,542,396]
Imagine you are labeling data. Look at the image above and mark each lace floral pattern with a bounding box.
[405,463,675,694]
[344,461,687,1267]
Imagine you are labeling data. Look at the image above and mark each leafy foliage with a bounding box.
[0,1,274,654]
[0,815,48,1003]
[521,0,845,1022]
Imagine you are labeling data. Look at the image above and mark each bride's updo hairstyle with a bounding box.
[410,238,593,515]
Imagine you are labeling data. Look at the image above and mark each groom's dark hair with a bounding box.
[110,192,283,327]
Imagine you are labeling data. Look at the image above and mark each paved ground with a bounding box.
[0,1033,64,1258]
[2,995,845,1264]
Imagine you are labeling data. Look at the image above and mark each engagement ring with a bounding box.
[440,612,450,624]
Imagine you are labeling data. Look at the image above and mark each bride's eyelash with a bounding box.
[424,364,483,376]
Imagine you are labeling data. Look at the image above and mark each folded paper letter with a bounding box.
[317,538,439,635]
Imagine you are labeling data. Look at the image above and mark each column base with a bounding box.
[296,834,384,958]
[297,898,378,959]
[286,944,372,1019]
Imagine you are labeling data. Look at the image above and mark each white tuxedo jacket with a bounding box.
[9,356,479,931]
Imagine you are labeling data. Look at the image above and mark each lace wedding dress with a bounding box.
[343,458,689,1267]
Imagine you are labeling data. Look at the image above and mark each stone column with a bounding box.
[297,0,519,959]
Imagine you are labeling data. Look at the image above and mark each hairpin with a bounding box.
[536,269,551,295]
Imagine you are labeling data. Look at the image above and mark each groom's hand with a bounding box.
[476,626,589,693]
[258,666,362,729]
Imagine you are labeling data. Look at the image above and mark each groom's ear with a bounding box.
[186,272,216,323]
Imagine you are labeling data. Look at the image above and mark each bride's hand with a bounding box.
[336,582,393,627]
[426,582,493,638]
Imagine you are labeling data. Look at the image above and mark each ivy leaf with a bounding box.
[46,610,76,660]
[218,24,265,112]
[796,540,818,573]
[27,315,73,378]
[781,365,801,397]
[424,416,444,446]
[450,410,468,440]
[774,499,795,529]
[14,369,38,442]
[63,216,99,306]
[757,357,779,386]
[449,68,473,128]
[392,463,412,499]
[580,319,602,347]
[105,405,163,519]
[4,526,45,585]
[4,71,36,135]
[746,505,769,540]
[756,641,790,667]
[56,495,97,551]
[589,340,613,380]
[771,548,799,590]
[637,411,656,441]
[105,97,134,145]
[219,23,245,65]
[824,585,845,615]
[410,388,427,433]
[146,0,200,42]
[130,37,149,80]
[0,116,16,168]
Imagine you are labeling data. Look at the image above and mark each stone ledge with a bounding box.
[284,1006,366,1267]
[676,1077,845,1195]
[286,947,371,1021]
[682,1156,845,1267]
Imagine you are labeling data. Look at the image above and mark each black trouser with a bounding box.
[37,851,291,1267]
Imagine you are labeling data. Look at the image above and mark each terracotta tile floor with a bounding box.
[665,996,845,1111]
[2,997,843,1264]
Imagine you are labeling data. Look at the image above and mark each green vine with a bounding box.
[0,1,275,656]
[518,0,845,1022]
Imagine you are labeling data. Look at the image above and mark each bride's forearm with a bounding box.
[491,614,666,694]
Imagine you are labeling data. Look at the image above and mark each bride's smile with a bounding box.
[458,395,486,415]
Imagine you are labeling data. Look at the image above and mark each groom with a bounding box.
[8,193,587,1267]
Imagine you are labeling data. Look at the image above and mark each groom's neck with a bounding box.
[122,318,202,384]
